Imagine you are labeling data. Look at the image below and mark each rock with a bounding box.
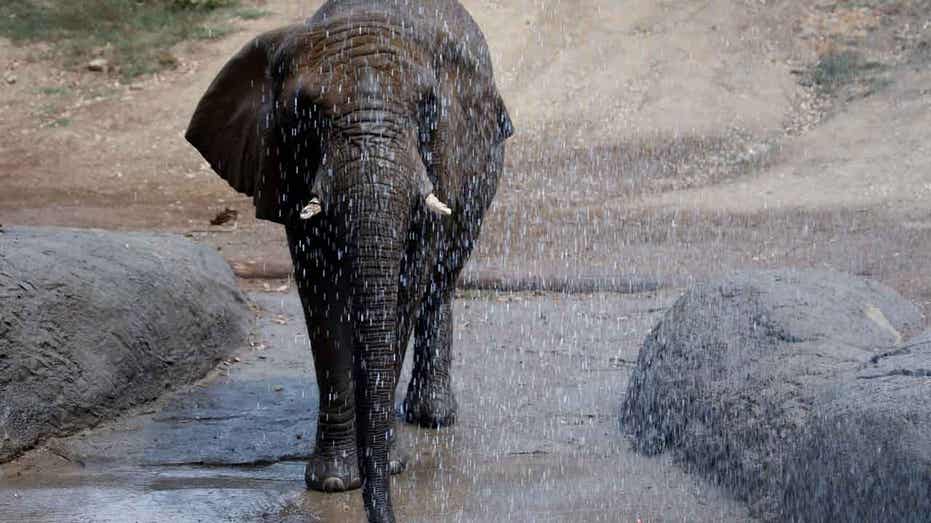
[156,51,178,68]
[0,226,251,462]
[621,269,927,521]
[87,58,109,72]
[209,207,238,226]
[781,332,931,521]
[4,74,16,85]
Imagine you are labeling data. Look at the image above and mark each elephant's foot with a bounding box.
[306,445,406,492]
[402,385,458,428]
[304,452,361,492]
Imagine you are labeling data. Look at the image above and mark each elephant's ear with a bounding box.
[431,81,514,208]
[185,26,296,202]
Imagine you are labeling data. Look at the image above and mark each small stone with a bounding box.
[4,74,16,85]
[156,51,178,68]
[87,58,109,72]
[232,356,241,363]
[273,385,284,392]
[129,83,144,91]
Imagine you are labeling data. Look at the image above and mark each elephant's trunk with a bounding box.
[344,177,408,523]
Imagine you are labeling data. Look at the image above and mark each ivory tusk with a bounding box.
[300,197,322,220]
[425,193,452,216]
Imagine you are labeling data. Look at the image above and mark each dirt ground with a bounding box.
[1,0,929,309]
[2,0,929,308]
[1,0,930,521]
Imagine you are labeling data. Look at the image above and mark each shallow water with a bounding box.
[0,290,754,522]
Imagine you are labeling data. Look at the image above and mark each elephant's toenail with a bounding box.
[322,477,345,492]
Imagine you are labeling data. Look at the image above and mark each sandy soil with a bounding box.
[2,1,928,311]
[1,0,930,521]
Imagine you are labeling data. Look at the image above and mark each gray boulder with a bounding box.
[0,226,251,462]
[621,269,929,521]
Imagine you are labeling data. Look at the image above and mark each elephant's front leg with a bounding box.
[303,326,361,492]
[403,293,457,427]
[288,228,361,492]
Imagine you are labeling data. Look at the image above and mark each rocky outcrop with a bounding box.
[0,227,251,462]
[621,269,929,521]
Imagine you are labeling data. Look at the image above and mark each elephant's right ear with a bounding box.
[185,26,296,198]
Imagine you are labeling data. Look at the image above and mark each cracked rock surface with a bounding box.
[621,268,929,522]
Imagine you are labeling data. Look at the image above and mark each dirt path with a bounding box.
[2,0,816,280]
[637,65,931,215]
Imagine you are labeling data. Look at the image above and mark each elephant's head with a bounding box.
[185,4,511,522]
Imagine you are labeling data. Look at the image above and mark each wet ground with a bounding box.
[0,289,755,522]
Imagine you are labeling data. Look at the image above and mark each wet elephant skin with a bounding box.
[185,1,512,521]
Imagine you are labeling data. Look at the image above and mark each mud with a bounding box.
[0,290,754,522]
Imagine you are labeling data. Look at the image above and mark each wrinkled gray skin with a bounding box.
[185,1,512,521]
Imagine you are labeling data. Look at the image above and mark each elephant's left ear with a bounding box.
[185,25,298,204]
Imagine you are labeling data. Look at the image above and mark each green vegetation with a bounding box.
[36,86,69,96]
[0,0,265,79]
[171,0,236,8]
[49,117,71,128]
[234,7,270,20]
[34,98,71,127]
[808,50,885,94]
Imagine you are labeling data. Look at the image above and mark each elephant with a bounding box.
[185,1,512,521]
